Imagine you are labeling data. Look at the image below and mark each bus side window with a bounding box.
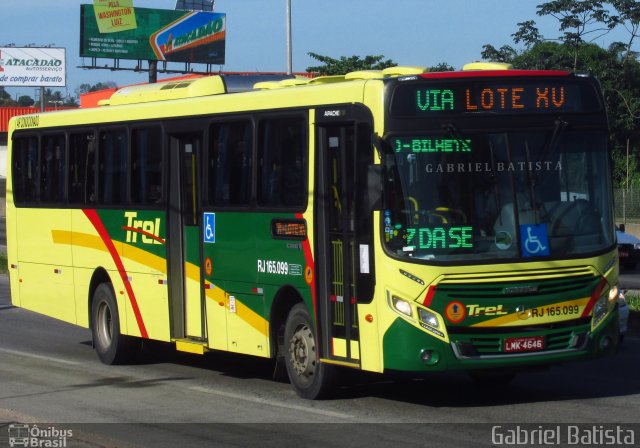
[12,135,39,204]
[258,116,306,208]
[40,134,66,204]
[98,129,127,205]
[207,121,253,206]
[131,127,163,205]
[68,132,96,205]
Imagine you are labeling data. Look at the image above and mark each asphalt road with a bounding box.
[1,276,640,447]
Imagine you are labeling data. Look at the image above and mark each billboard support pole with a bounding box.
[286,0,292,75]
[40,87,45,112]
[149,60,158,83]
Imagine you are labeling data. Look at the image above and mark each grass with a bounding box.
[626,291,640,312]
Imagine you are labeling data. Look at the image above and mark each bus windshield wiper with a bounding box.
[537,117,568,163]
[442,122,471,152]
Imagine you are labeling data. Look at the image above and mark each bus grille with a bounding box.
[453,327,588,358]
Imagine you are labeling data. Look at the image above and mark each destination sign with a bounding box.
[394,137,471,153]
[406,226,473,250]
[390,79,601,116]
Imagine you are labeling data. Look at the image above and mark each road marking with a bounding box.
[0,347,80,366]
[188,385,354,420]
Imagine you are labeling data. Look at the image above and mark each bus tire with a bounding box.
[91,283,136,365]
[283,303,337,399]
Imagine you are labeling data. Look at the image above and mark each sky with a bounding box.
[0,0,631,100]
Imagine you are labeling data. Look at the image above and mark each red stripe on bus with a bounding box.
[296,213,317,314]
[419,70,571,79]
[581,277,607,318]
[83,209,149,339]
[121,226,166,244]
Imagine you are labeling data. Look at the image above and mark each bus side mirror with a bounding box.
[366,164,384,211]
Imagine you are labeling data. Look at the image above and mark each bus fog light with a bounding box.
[420,348,439,365]
[418,308,439,328]
[392,296,413,317]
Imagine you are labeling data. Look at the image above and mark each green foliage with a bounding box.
[17,95,34,107]
[63,96,79,107]
[612,147,640,188]
[481,44,518,63]
[306,53,397,75]
[625,291,640,312]
[512,20,543,48]
[0,87,17,106]
[537,0,615,45]
[75,81,118,96]
[610,0,640,63]
[428,62,455,72]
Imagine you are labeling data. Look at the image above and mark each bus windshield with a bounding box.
[382,129,614,262]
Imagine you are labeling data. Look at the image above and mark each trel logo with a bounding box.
[123,211,165,245]
[466,304,508,317]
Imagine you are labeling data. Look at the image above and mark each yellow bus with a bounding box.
[7,64,621,399]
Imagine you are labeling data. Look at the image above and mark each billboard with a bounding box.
[0,47,66,87]
[80,5,226,64]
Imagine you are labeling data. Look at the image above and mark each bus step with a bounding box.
[175,339,209,355]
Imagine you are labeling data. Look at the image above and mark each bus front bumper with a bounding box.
[382,310,619,373]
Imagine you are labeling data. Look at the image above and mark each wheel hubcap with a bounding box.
[97,302,113,348]
[289,323,316,377]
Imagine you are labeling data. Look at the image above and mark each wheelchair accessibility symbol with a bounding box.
[520,224,549,257]
[204,213,216,243]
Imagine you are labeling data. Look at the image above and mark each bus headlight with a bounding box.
[608,285,619,303]
[418,308,439,328]
[593,297,609,326]
[391,296,413,317]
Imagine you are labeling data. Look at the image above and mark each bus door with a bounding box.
[316,107,375,364]
[168,133,205,340]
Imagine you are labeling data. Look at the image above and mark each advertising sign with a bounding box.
[0,47,66,87]
[93,0,137,33]
[80,5,226,64]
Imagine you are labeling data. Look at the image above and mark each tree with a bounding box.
[63,96,79,107]
[536,0,616,69]
[306,53,397,75]
[75,81,118,97]
[0,87,17,106]
[610,0,640,63]
[512,20,543,48]
[17,95,34,107]
[40,89,78,108]
[481,44,518,63]
[428,62,455,72]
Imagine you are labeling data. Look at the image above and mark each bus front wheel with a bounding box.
[91,283,137,365]
[283,303,337,399]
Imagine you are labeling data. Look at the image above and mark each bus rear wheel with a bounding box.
[91,283,137,365]
[283,303,336,399]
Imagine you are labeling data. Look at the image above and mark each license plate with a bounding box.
[504,336,545,353]
[619,251,629,258]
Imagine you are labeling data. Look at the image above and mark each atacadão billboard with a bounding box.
[0,47,66,87]
[80,5,226,64]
